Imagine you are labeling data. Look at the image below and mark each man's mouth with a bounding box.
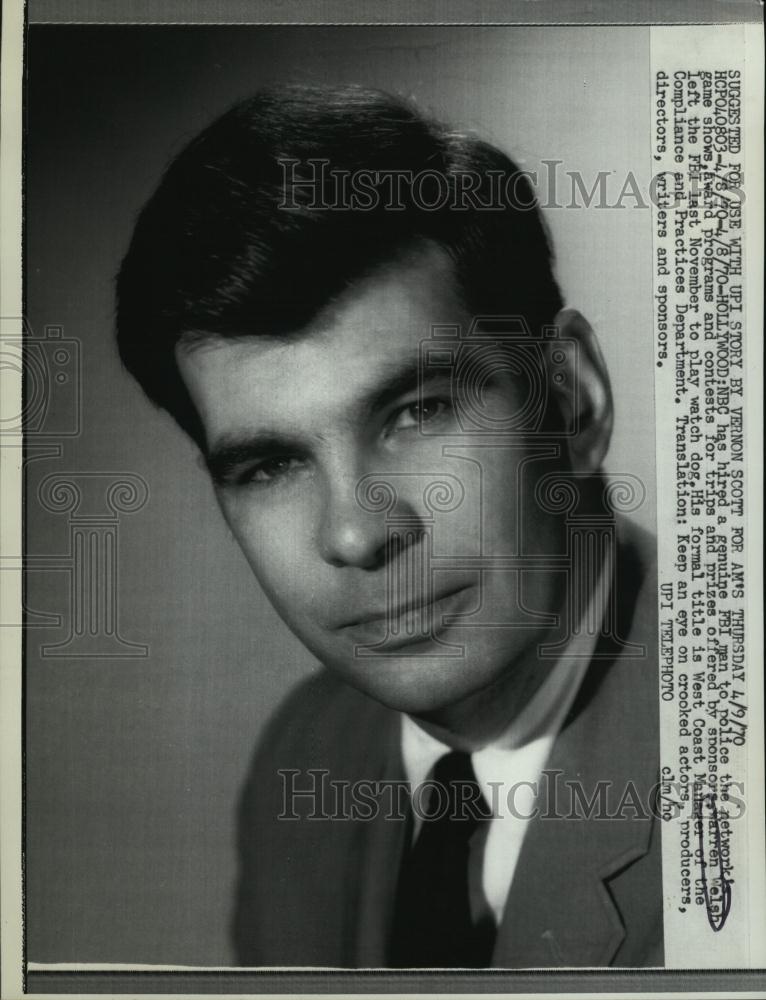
[335,584,474,647]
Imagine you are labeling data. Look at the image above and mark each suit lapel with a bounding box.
[493,525,660,967]
[491,669,657,966]
[349,711,410,966]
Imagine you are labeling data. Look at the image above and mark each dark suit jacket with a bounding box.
[233,520,663,967]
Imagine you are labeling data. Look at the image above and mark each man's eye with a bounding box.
[240,456,302,486]
[391,398,451,432]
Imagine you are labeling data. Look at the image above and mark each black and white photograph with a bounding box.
[1,2,763,997]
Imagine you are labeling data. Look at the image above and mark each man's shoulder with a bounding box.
[248,667,397,777]
[232,668,399,964]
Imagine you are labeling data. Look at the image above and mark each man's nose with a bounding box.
[317,470,423,570]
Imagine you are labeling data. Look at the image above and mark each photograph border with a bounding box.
[2,1,763,997]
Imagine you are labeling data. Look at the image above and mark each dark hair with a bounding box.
[116,84,563,443]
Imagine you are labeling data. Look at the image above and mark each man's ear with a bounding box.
[545,308,613,472]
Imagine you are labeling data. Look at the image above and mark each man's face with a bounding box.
[177,244,567,719]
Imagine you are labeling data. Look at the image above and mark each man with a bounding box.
[116,84,662,968]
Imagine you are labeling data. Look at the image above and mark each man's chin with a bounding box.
[322,647,491,718]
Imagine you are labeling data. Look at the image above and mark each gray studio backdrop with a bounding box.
[25,24,653,964]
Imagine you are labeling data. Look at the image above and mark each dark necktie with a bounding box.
[388,750,496,968]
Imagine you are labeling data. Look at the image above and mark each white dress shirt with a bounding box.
[400,551,611,926]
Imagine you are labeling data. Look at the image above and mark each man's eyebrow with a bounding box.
[205,433,301,484]
[358,356,453,417]
[360,359,421,416]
